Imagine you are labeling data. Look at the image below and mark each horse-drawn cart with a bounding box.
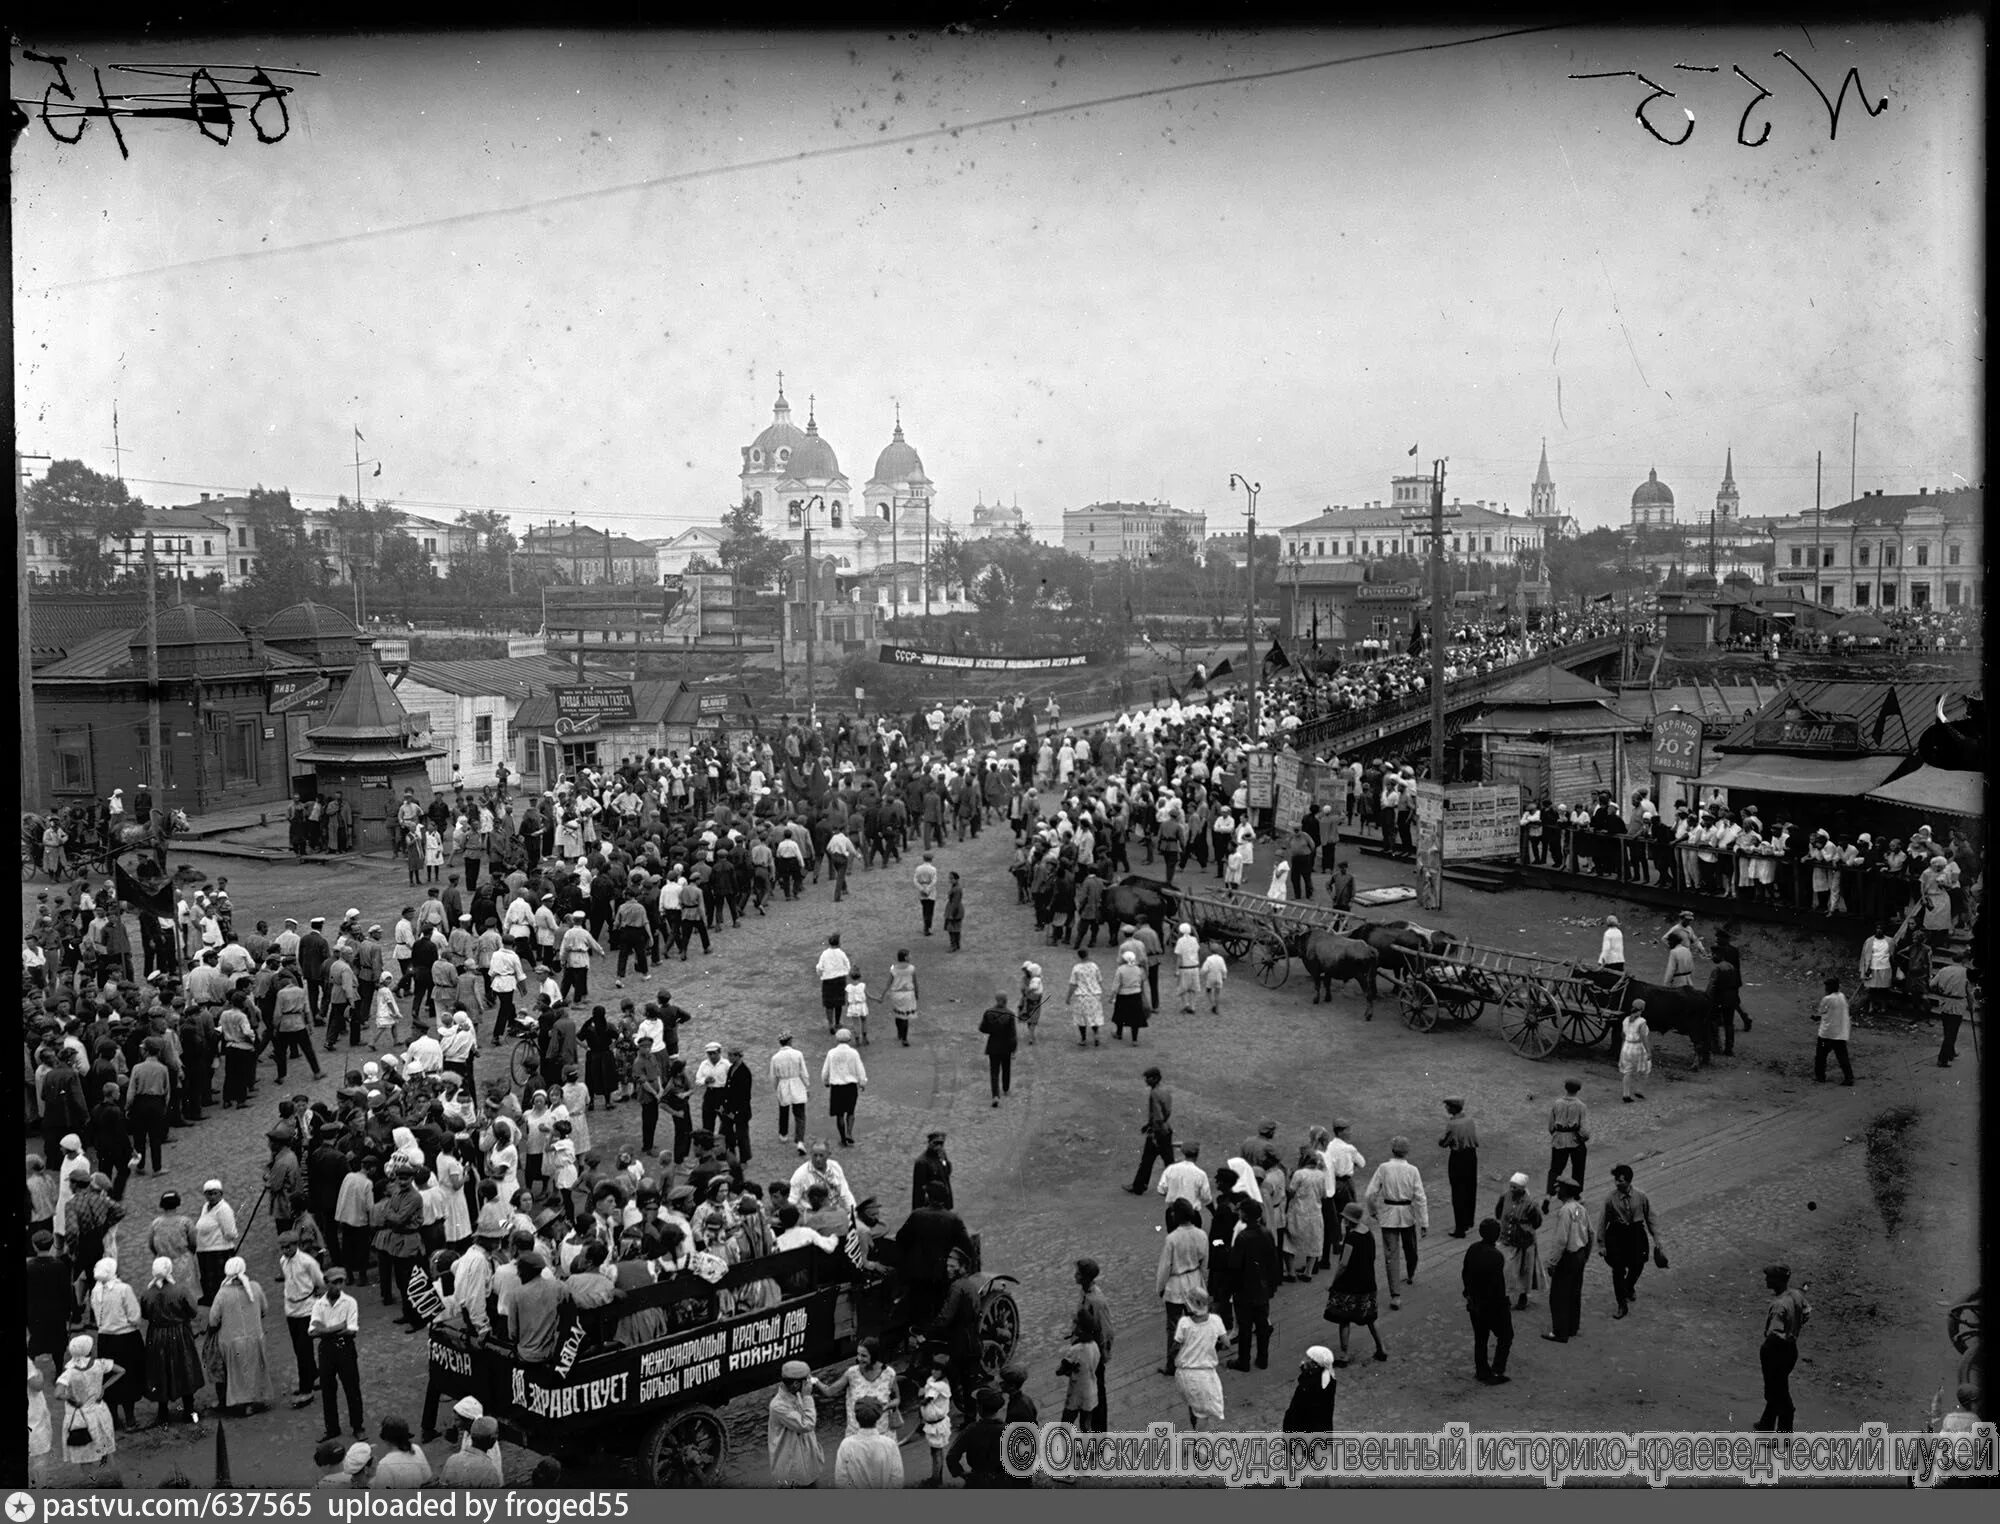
[1166,884,1376,987]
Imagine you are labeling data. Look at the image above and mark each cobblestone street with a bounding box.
[28,802,1977,1486]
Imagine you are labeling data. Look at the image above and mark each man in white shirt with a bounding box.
[1365,1137,1429,1309]
[790,1141,857,1213]
[815,935,853,1037]
[1155,1141,1213,1220]
[485,942,523,1042]
[825,828,856,903]
[1172,923,1202,1013]
[403,1022,445,1078]
[768,1033,811,1154]
[1598,916,1625,971]
[1319,1121,1366,1261]
[912,855,940,936]
[557,911,605,1007]
[278,1229,326,1406]
[694,1042,731,1134]
[307,1267,364,1442]
[773,1204,839,1254]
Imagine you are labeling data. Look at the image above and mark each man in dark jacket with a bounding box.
[1709,925,1747,1056]
[1462,1216,1513,1383]
[932,1249,986,1418]
[1226,1200,1281,1370]
[911,1131,952,1210]
[88,1084,132,1201]
[298,918,333,1027]
[898,1184,974,1325]
[721,1045,754,1164]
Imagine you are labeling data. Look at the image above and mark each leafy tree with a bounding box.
[1156,513,1203,565]
[374,529,434,620]
[683,553,719,574]
[233,486,331,622]
[717,499,787,592]
[25,459,144,589]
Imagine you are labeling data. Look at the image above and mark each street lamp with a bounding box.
[795,493,830,722]
[1228,473,1261,734]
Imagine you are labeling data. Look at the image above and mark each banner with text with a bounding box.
[1246,752,1276,810]
[553,684,637,738]
[877,645,1101,671]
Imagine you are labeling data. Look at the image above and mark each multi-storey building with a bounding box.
[1766,487,1982,610]
[1060,501,1207,563]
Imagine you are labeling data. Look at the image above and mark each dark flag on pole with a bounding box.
[1263,639,1291,672]
[1590,591,1616,605]
[1208,658,1234,681]
[1166,673,1181,702]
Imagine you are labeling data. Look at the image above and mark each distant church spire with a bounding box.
[1716,446,1740,520]
[1530,438,1556,518]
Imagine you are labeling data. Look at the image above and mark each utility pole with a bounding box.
[1850,413,1858,504]
[801,494,825,721]
[111,401,123,481]
[143,533,165,804]
[921,494,932,616]
[1400,459,1459,784]
[19,451,51,807]
[1229,474,1260,734]
[1813,451,1823,613]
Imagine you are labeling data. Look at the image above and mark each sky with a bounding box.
[11,22,1984,544]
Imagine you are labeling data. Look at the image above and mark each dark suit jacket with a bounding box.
[912,1153,953,1210]
[723,1061,753,1119]
[1227,1223,1281,1308]
[1461,1239,1509,1309]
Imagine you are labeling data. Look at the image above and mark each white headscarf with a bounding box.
[1304,1345,1337,1390]
[66,1334,97,1368]
[221,1255,253,1297]
[92,1257,118,1286]
[1224,1158,1261,1202]
[150,1256,176,1286]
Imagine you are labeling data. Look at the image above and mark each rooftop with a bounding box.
[1717,678,1982,756]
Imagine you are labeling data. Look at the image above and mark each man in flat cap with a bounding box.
[768,1359,823,1486]
[1438,1097,1479,1237]
[912,1129,953,1211]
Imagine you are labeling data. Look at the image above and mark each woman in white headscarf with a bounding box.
[205,1256,273,1414]
[87,1257,147,1430]
[389,1126,425,1175]
[1282,1345,1338,1432]
[55,1333,122,1466]
[1110,949,1151,1042]
[139,1255,205,1426]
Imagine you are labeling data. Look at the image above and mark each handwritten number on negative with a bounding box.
[1774,52,1889,141]
[245,68,289,144]
[1571,70,1692,146]
[190,67,233,145]
[1734,66,1773,148]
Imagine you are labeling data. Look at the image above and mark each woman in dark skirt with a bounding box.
[579,1005,619,1110]
[138,1257,205,1426]
[1111,950,1151,1042]
[1322,1202,1388,1366]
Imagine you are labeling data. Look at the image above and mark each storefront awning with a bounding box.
[1696,753,1904,797]
[1864,765,1984,818]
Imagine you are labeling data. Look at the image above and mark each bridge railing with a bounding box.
[1291,633,1625,757]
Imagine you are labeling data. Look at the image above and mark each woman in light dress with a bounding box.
[1284,1145,1329,1282]
[55,1334,122,1468]
[1065,949,1104,1046]
[485,1117,520,1206]
[1171,1287,1229,1431]
[813,1338,901,1437]
[887,951,920,1047]
[28,1347,54,1484]
[147,1190,201,1294]
[1267,858,1292,903]
[1619,1001,1652,1103]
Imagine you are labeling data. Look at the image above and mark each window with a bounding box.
[203,540,214,556]
[831,504,843,528]
[223,721,259,785]
[1484,537,1493,553]
[239,559,250,576]
[236,527,249,547]
[474,714,493,763]
[560,740,600,773]
[1853,584,1870,606]
[1822,549,1834,567]
[1878,583,1897,607]
[24,538,34,556]
[1945,580,1962,606]
[1346,541,1356,555]
[1948,543,1961,565]
[880,503,891,522]
[1915,543,1929,566]
[52,727,93,793]
[1911,582,1930,608]
[423,538,437,554]
[1316,541,1326,558]
[750,449,763,466]
[1882,546,1896,567]
[133,723,174,787]
[521,737,539,775]
[1857,545,1869,566]
[1820,585,1835,606]
[1790,546,1803,566]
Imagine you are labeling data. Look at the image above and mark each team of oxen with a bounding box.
[1100,875,1719,1064]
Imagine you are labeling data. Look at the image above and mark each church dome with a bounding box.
[260,601,359,642]
[746,388,807,472]
[872,422,925,483]
[1631,468,1675,507]
[786,411,843,481]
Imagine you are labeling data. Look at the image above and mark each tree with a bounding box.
[684,553,719,574]
[716,499,787,592]
[1156,514,1202,565]
[25,460,144,589]
[374,529,434,620]
[926,525,972,599]
[233,486,331,623]
[449,510,518,600]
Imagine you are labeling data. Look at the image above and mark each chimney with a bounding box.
[200,492,210,502]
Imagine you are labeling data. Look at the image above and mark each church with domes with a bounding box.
[1630,467,1676,528]
[738,381,934,573]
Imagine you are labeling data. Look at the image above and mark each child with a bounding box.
[560,1067,591,1152]
[1000,1362,1036,1426]
[912,1349,954,1487]
[1200,944,1229,1015]
[370,982,403,1051]
[1019,961,1043,1046]
[844,968,870,1047]
[613,1003,640,1101]
[1057,1319,1101,1432]
[547,1118,579,1220]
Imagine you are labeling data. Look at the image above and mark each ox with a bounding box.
[1573,966,1714,1066]
[1301,933,1380,1018]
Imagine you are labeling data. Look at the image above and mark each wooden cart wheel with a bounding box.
[979,1287,1022,1379]
[1253,931,1290,988]
[1400,980,1440,1033]
[644,1403,730,1486]
[1220,936,1251,961]
[1557,1001,1614,1048]
[21,854,36,882]
[1500,987,1561,1060]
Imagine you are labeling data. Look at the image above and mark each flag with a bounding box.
[403,1264,444,1323]
[843,1223,869,1269]
[1408,443,1418,457]
[1590,591,1616,605]
[1873,685,1903,747]
[116,858,174,921]
[1263,640,1290,672]
[354,427,365,443]
[552,1322,587,1377]
[1209,658,1233,681]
